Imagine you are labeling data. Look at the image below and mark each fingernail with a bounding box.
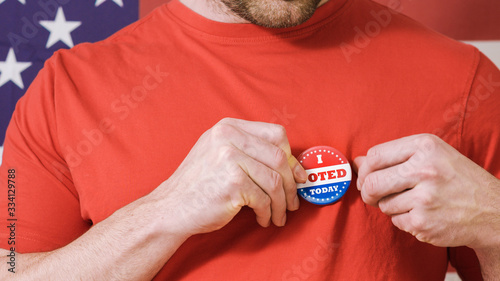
[293,195,300,210]
[281,215,287,226]
[294,164,307,182]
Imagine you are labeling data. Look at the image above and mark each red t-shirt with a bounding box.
[2,0,500,280]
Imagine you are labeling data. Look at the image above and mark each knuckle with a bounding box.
[415,233,430,244]
[378,199,390,213]
[211,122,233,139]
[252,192,271,211]
[203,180,219,197]
[274,124,287,138]
[363,174,379,198]
[267,124,287,144]
[390,215,403,230]
[360,191,375,206]
[418,133,438,143]
[360,190,371,205]
[366,146,381,160]
[416,190,434,207]
[240,140,259,159]
[217,117,234,125]
[232,192,247,208]
[267,170,283,193]
[218,145,238,161]
[261,194,272,207]
[415,134,440,153]
[396,162,414,178]
[227,167,247,187]
[410,214,427,232]
[272,147,288,167]
[416,165,439,181]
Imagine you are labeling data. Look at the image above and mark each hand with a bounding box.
[151,118,307,236]
[354,134,500,249]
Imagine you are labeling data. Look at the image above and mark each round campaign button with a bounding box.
[296,146,352,205]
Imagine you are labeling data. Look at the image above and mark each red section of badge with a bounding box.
[298,146,348,170]
[296,146,352,205]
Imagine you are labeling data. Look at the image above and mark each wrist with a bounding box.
[138,181,195,240]
[472,246,500,281]
[468,176,500,250]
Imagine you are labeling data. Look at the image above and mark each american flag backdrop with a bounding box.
[0,0,139,164]
[0,1,499,280]
[1,0,500,165]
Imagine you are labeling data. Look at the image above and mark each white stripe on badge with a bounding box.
[297,163,352,189]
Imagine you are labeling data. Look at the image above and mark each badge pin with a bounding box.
[297,146,352,205]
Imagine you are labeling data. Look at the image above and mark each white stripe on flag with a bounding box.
[464,40,500,68]
[445,272,462,281]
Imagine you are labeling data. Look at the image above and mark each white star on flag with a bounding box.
[95,0,124,7]
[39,7,82,49]
[0,48,32,89]
[0,0,26,5]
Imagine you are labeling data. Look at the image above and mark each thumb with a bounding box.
[353,156,366,174]
[353,156,366,191]
[289,155,307,183]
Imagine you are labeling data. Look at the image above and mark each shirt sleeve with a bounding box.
[450,50,500,280]
[0,54,90,253]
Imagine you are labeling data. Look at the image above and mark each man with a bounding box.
[1,0,499,280]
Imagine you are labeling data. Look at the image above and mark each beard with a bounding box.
[220,0,322,28]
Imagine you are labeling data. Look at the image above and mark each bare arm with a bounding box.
[0,118,306,280]
[355,134,500,280]
[0,191,189,281]
[475,248,500,280]
[469,179,500,280]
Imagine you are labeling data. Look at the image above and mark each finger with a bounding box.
[390,212,413,235]
[220,118,290,151]
[353,156,365,174]
[221,123,299,211]
[287,154,304,210]
[244,184,273,228]
[217,154,273,228]
[228,167,273,228]
[219,118,307,182]
[377,188,417,216]
[389,201,437,245]
[390,209,431,244]
[289,155,307,184]
[360,161,419,206]
[235,135,297,212]
[236,155,288,226]
[357,135,422,187]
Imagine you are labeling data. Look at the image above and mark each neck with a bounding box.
[179,0,331,24]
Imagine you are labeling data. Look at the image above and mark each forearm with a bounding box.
[472,177,500,281]
[1,193,189,280]
[475,247,500,281]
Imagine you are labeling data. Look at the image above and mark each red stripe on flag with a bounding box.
[140,0,500,41]
[374,0,500,40]
[140,0,171,18]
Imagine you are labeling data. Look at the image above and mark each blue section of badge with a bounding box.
[298,180,351,205]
